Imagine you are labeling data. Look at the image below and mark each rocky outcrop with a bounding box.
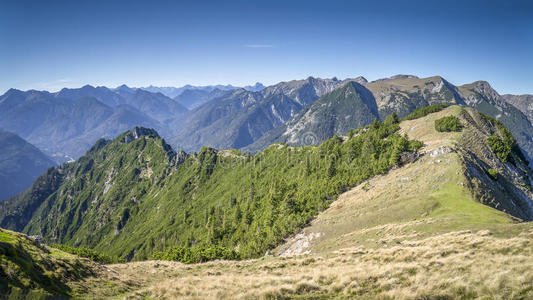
[458,109,533,220]
[122,127,160,143]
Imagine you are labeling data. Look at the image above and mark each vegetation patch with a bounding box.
[402,104,449,121]
[481,113,527,164]
[434,115,463,132]
[50,244,124,264]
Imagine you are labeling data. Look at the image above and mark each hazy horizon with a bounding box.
[2,73,528,97]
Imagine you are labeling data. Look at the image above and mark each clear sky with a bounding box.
[1,0,532,94]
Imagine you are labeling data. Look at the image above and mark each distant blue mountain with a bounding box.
[141,83,265,98]
[0,86,187,162]
[0,129,55,200]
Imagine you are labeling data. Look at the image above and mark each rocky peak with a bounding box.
[472,81,500,102]
[244,82,266,92]
[122,127,160,143]
[353,76,368,84]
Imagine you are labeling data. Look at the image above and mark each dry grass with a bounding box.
[74,228,533,299]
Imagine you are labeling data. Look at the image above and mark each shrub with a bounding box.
[481,112,526,164]
[402,105,449,121]
[487,168,498,180]
[408,140,424,151]
[487,135,511,162]
[435,116,463,132]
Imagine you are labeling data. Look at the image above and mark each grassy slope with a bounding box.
[276,106,516,255]
[97,229,533,299]
[17,119,413,261]
[78,106,533,299]
[0,228,113,299]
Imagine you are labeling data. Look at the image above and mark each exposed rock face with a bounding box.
[353,76,368,84]
[398,151,420,166]
[458,108,533,220]
[279,232,323,256]
[429,146,454,157]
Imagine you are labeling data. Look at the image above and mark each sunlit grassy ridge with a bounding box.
[275,106,526,256]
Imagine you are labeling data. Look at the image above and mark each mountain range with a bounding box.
[1,75,532,204]
[2,76,532,162]
[245,76,533,159]
[0,129,55,200]
[141,82,266,98]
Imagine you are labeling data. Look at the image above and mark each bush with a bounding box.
[152,246,239,263]
[435,116,463,132]
[402,105,449,121]
[408,140,424,151]
[487,168,498,180]
[50,244,124,264]
[487,135,511,162]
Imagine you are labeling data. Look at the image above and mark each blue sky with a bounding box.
[1,0,532,94]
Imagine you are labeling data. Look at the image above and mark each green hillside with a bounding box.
[1,116,420,261]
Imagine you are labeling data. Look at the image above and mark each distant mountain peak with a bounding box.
[244,82,266,92]
[2,88,24,98]
[374,74,419,82]
[5,88,22,94]
[114,84,136,95]
[354,76,368,84]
